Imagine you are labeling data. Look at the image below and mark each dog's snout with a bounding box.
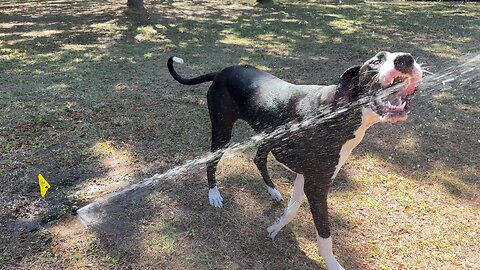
[394,54,414,74]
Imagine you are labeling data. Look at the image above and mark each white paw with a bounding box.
[208,186,223,208]
[266,186,283,202]
[266,220,281,239]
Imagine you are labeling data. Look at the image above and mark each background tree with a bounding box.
[127,0,144,8]
[256,0,273,4]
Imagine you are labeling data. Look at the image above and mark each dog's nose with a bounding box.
[394,54,414,74]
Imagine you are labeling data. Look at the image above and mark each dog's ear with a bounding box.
[335,65,361,102]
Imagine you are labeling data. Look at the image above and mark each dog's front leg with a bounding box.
[304,179,344,270]
[267,174,305,238]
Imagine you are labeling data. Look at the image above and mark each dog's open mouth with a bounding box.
[375,75,416,118]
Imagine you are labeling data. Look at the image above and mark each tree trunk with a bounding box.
[127,0,144,8]
[256,0,274,6]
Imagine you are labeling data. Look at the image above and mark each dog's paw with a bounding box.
[266,186,283,202]
[267,222,281,239]
[208,186,223,208]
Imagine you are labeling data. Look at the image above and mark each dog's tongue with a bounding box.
[405,77,422,95]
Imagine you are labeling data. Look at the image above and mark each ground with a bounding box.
[0,0,479,269]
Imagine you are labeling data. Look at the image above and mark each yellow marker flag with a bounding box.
[38,174,51,198]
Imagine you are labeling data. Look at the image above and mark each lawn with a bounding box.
[0,0,479,269]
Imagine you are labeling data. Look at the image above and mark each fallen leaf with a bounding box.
[52,227,61,236]
[51,244,59,255]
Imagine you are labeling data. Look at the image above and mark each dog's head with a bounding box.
[336,51,423,123]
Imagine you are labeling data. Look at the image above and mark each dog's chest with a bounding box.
[270,107,365,178]
[331,107,381,179]
[331,119,368,179]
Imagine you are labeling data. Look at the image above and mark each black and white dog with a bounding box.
[168,52,422,270]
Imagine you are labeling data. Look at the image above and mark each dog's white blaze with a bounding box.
[332,107,381,179]
[266,186,283,202]
[267,174,305,238]
[172,56,184,64]
[378,52,396,85]
[316,233,345,270]
[208,186,223,208]
[378,52,422,94]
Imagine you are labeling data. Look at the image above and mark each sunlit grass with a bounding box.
[328,19,359,35]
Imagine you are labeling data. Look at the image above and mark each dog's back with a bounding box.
[209,65,338,131]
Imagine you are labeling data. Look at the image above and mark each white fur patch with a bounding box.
[378,52,422,94]
[172,56,184,64]
[267,174,305,239]
[315,233,345,270]
[208,186,223,208]
[331,107,380,179]
[266,186,283,202]
[288,174,305,207]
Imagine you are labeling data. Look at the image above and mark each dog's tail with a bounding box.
[167,56,217,85]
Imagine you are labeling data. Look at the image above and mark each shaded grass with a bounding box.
[0,0,479,269]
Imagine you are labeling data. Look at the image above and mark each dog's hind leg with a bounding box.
[206,88,238,208]
[254,143,283,202]
[267,174,304,238]
[206,120,235,208]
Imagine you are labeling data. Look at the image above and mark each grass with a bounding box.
[0,0,479,269]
